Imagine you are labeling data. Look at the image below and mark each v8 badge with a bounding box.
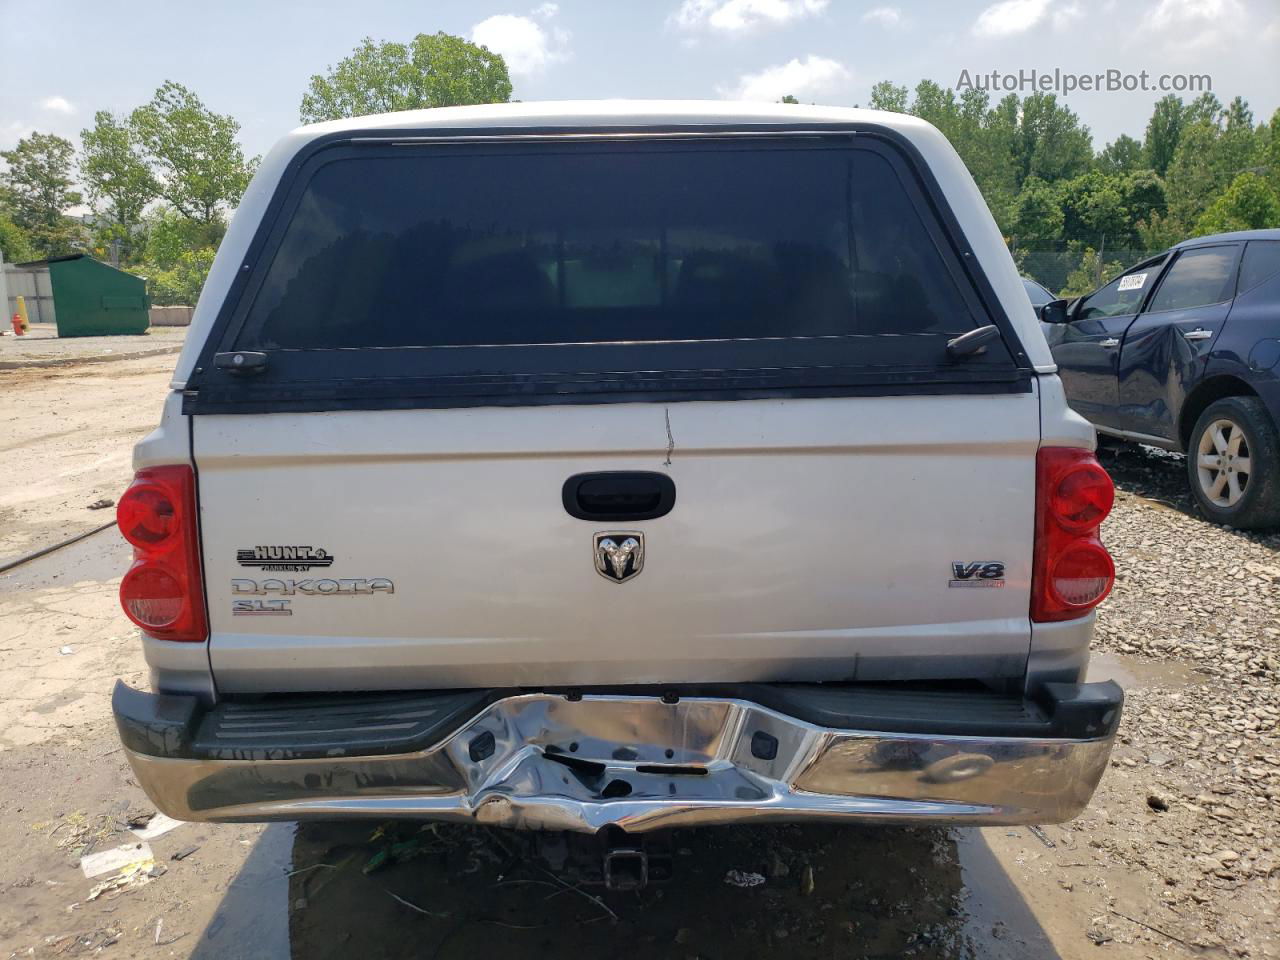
[949,561,1005,588]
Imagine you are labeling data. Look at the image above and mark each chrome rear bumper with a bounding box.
[114,681,1120,832]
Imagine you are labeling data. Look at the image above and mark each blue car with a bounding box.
[1041,229,1280,528]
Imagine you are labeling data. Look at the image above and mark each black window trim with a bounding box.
[1140,242,1243,317]
[184,123,1035,415]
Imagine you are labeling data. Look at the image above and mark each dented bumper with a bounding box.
[112,680,1121,832]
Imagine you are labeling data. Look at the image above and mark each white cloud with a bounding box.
[471,9,570,75]
[720,55,850,102]
[2,120,36,150]
[971,0,1051,36]
[1051,1,1083,28]
[39,95,74,115]
[861,6,902,26]
[670,0,829,33]
[1149,0,1246,49]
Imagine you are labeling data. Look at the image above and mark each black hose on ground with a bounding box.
[0,521,117,575]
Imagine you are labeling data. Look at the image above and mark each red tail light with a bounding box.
[1031,448,1115,622]
[117,465,207,642]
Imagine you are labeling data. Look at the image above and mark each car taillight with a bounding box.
[117,465,207,642]
[1031,448,1115,622]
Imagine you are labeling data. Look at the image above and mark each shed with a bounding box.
[15,254,150,337]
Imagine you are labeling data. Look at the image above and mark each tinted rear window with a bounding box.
[1147,246,1239,313]
[190,135,1026,413]
[1238,240,1280,295]
[237,148,979,351]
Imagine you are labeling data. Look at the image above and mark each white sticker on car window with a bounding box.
[1117,273,1148,291]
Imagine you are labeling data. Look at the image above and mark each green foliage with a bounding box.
[779,94,800,104]
[1098,134,1143,174]
[80,111,157,263]
[0,132,85,256]
[1195,172,1280,234]
[1134,211,1182,252]
[1060,247,1126,298]
[1143,95,1184,176]
[1017,94,1093,184]
[1166,121,1239,231]
[130,81,257,224]
[867,82,908,113]
[140,246,218,306]
[299,33,512,123]
[1012,176,1063,245]
[131,206,224,304]
[0,210,36,263]
[143,208,224,270]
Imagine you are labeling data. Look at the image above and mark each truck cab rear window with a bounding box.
[188,134,1024,412]
[236,145,980,352]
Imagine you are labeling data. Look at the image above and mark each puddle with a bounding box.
[187,820,1059,959]
[1087,651,1206,691]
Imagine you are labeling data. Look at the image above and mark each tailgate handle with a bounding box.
[562,472,676,522]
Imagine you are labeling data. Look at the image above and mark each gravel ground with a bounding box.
[1083,443,1280,955]
[0,324,185,369]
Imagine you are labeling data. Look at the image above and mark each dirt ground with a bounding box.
[0,355,177,565]
[0,351,1277,958]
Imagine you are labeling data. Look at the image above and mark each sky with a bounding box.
[1,0,1278,165]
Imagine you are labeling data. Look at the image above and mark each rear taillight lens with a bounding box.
[117,466,206,642]
[1031,448,1115,622]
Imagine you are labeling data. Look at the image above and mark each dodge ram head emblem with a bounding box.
[594,533,644,583]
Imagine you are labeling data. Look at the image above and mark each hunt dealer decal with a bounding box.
[948,561,1006,588]
[236,546,334,572]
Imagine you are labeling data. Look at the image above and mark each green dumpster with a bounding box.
[18,254,150,337]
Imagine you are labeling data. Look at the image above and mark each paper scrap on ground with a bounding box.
[130,812,185,841]
[80,841,154,878]
[724,869,766,888]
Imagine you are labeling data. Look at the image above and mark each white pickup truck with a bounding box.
[111,102,1122,860]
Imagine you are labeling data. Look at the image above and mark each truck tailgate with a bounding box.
[194,390,1038,692]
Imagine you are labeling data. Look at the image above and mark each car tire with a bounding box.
[1186,397,1280,530]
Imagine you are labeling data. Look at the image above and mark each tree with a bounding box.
[0,210,36,263]
[1120,169,1167,237]
[1060,247,1125,297]
[1263,107,1280,197]
[1143,95,1184,176]
[0,132,84,255]
[1195,172,1280,234]
[1165,120,1231,231]
[299,33,512,123]
[1058,171,1128,248]
[1098,134,1143,174]
[80,111,158,263]
[130,81,256,225]
[142,246,218,306]
[1017,93,1093,184]
[867,81,908,113]
[1011,176,1063,246]
[779,95,800,104]
[143,207,224,270]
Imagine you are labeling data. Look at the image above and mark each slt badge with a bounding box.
[594,532,644,584]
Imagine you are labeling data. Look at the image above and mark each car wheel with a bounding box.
[1187,397,1280,530]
